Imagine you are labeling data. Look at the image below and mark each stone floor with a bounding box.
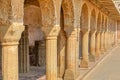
[19,66,46,80]
[76,51,108,80]
[0,66,46,80]
[83,46,120,80]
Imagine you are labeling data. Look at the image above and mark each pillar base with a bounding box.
[95,51,101,60]
[64,69,75,80]
[89,54,96,62]
[57,66,65,78]
[80,59,89,68]
[101,49,105,54]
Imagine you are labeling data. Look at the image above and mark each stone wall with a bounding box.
[24,5,44,46]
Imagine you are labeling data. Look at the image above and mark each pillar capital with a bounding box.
[100,30,105,33]
[81,28,90,34]
[65,28,80,38]
[90,30,96,34]
[0,22,24,43]
[42,25,60,38]
[1,42,19,46]
[104,30,108,33]
[96,31,101,34]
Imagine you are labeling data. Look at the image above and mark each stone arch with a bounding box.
[89,9,96,59]
[79,3,89,63]
[80,3,89,30]
[38,0,56,28]
[90,9,96,30]
[97,12,101,31]
[61,0,75,33]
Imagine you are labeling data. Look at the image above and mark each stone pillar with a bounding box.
[64,29,78,80]
[43,26,60,80]
[19,26,29,73]
[100,31,104,54]
[95,32,101,58]
[103,31,106,53]
[108,32,112,48]
[46,36,57,80]
[104,31,108,51]
[0,23,24,80]
[57,30,66,78]
[75,28,80,76]
[112,32,116,46]
[2,42,19,80]
[80,30,89,68]
[89,30,96,62]
[110,32,113,47]
[108,32,110,48]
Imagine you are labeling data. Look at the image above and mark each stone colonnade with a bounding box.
[0,0,118,80]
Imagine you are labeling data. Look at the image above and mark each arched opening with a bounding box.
[100,15,104,52]
[57,0,75,79]
[90,9,96,30]
[95,12,101,57]
[18,0,46,79]
[104,18,108,50]
[57,7,67,79]
[79,31,83,60]
[80,3,89,68]
[81,4,89,30]
[89,9,96,61]
[79,3,89,61]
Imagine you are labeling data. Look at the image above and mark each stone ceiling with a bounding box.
[90,0,120,21]
[24,0,40,7]
[24,0,120,20]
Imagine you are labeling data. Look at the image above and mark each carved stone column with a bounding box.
[57,29,66,79]
[100,31,104,54]
[42,25,60,80]
[0,23,24,80]
[75,28,80,76]
[80,29,89,68]
[2,42,19,80]
[19,25,29,73]
[89,30,96,62]
[64,29,78,80]
[109,31,113,48]
[112,32,115,46]
[110,32,112,47]
[103,31,106,51]
[108,31,112,49]
[95,32,101,59]
[104,31,108,51]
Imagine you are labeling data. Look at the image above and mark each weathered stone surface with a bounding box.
[0,0,119,80]
[64,69,74,80]
[19,25,29,73]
